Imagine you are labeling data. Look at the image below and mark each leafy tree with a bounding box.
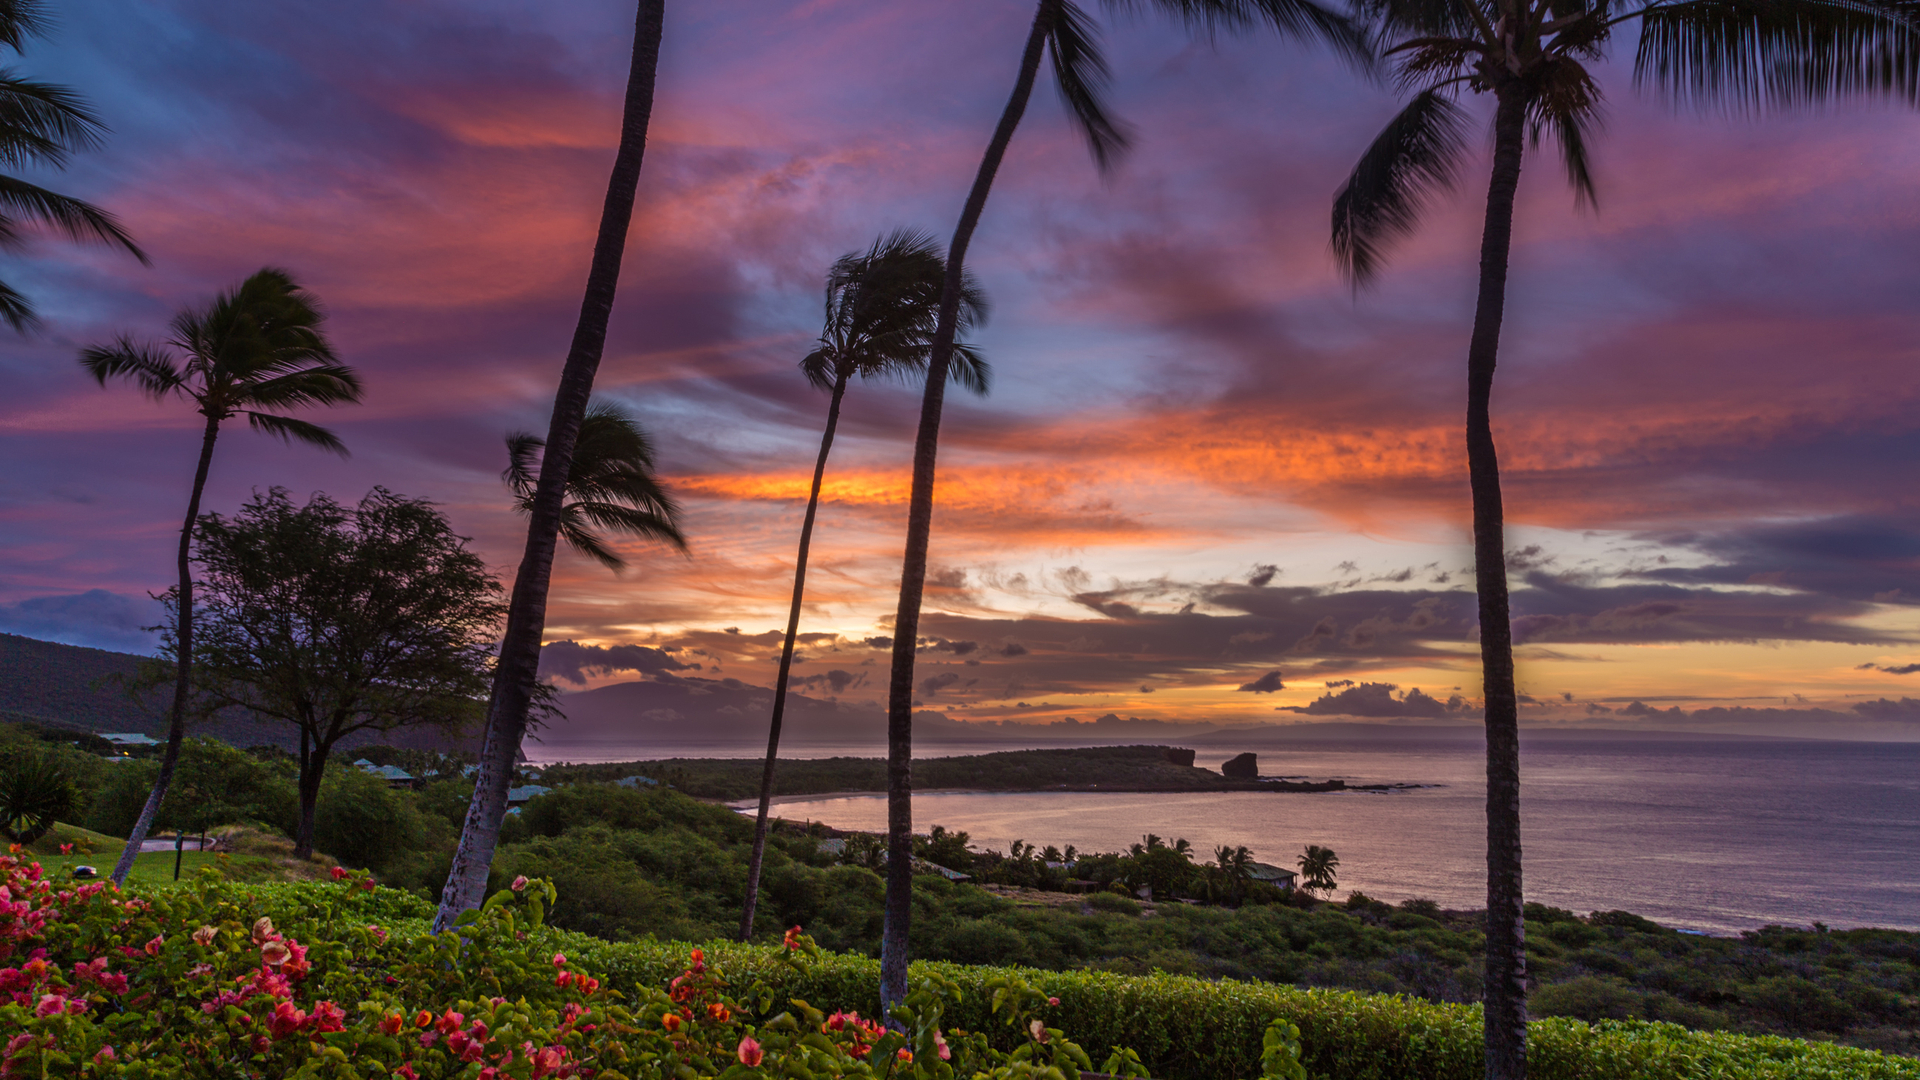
[876,0,1367,1011]
[1330,0,1918,1071]
[0,746,75,843]
[740,230,990,942]
[176,487,503,858]
[80,268,361,884]
[0,0,147,331]
[504,397,686,572]
[439,0,667,933]
[83,736,296,840]
[1297,844,1338,897]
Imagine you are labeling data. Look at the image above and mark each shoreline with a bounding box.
[729,781,1436,810]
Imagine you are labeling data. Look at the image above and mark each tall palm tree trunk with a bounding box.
[435,0,665,932]
[112,415,220,885]
[740,370,851,941]
[1468,86,1528,1080]
[879,0,1054,1014]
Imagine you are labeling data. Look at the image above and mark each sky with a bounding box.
[2,0,1919,739]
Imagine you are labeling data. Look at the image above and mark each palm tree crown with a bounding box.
[80,268,361,447]
[0,0,147,331]
[504,398,687,573]
[802,227,990,396]
[1332,0,1920,282]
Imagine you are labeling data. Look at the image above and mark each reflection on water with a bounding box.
[758,739,1920,935]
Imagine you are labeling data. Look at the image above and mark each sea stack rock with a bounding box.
[1221,752,1259,780]
[1162,747,1196,768]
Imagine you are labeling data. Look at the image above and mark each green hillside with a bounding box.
[0,631,158,734]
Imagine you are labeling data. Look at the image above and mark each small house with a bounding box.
[614,775,658,789]
[360,764,418,789]
[506,784,553,806]
[1247,862,1298,890]
[101,733,158,748]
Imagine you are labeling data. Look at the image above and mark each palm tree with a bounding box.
[736,229,989,943]
[80,268,361,885]
[1297,844,1338,896]
[876,0,1368,1011]
[436,0,666,932]
[0,0,147,331]
[1330,4,1916,1071]
[504,398,688,572]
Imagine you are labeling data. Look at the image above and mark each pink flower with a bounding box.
[1047,996,1060,1006]
[92,1047,116,1065]
[310,1000,346,1033]
[551,953,567,968]
[268,1001,308,1039]
[34,993,69,1017]
[58,844,72,855]
[260,941,291,967]
[511,875,529,892]
[935,1031,951,1060]
[361,877,376,891]
[393,1066,418,1080]
[736,1036,763,1067]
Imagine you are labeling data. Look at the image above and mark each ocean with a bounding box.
[529,732,1920,935]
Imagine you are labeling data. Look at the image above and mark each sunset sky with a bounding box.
[4,0,1920,738]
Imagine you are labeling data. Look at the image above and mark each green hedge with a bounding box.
[480,930,1917,1080]
[226,883,1917,1080]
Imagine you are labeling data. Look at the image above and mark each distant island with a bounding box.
[539,744,1426,802]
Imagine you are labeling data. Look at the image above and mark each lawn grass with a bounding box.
[21,821,327,884]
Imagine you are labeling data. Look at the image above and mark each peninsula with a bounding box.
[538,744,1423,801]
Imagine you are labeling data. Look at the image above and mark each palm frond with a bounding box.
[237,364,364,410]
[244,411,348,456]
[0,70,108,168]
[557,515,628,572]
[565,500,689,552]
[0,276,33,331]
[503,432,542,500]
[1050,0,1134,172]
[1528,57,1605,206]
[948,344,994,397]
[0,175,146,261]
[799,347,838,392]
[0,1,49,52]
[78,338,184,398]
[1331,89,1471,285]
[1634,0,1920,109]
[1362,0,1486,39]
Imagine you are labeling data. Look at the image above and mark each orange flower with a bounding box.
[707,1003,732,1023]
[897,1049,913,1062]
[414,1010,433,1029]
[661,1013,682,1032]
[379,1013,404,1035]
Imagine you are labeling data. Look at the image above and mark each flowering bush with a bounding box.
[0,851,1308,1079]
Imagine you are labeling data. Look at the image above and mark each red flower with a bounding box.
[142,935,164,956]
[360,877,376,891]
[310,1001,346,1034]
[268,1001,308,1039]
[330,866,349,880]
[435,1009,465,1034]
[707,1002,732,1023]
[552,953,567,968]
[783,926,803,950]
[736,1036,762,1067]
[58,844,72,855]
[393,1066,418,1080]
[414,1010,434,1029]
[380,1013,404,1035]
[661,1013,682,1033]
[555,971,572,988]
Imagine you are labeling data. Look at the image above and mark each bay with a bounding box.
[732,736,1920,936]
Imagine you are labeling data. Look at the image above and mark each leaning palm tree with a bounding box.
[80,267,361,885]
[437,0,666,932]
[736,229,990,943]
[1330,1,1918,1073]
[504,398,688,572]
[877,0,1369,1011]
[0,0,147,330]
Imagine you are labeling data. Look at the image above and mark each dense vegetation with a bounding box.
[4,857,1911,1080]
[541,745,1355,801]
[15,720,1919,1061]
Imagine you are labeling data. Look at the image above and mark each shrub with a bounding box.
[1085,891,1140,916]
[311,766,429,875]
[0,854,1309,1080]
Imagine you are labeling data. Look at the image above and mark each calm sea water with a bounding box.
[662,737,1920,936]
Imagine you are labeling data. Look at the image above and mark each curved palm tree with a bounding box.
[1330,2,1917,1073]
[736,229,989,943]
[1297,844,1338,896]
[504,398,687,571]
[80,267,361,885]
[0,0,147,330]
[437,0,666,932]
[877,0,1369,1010]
